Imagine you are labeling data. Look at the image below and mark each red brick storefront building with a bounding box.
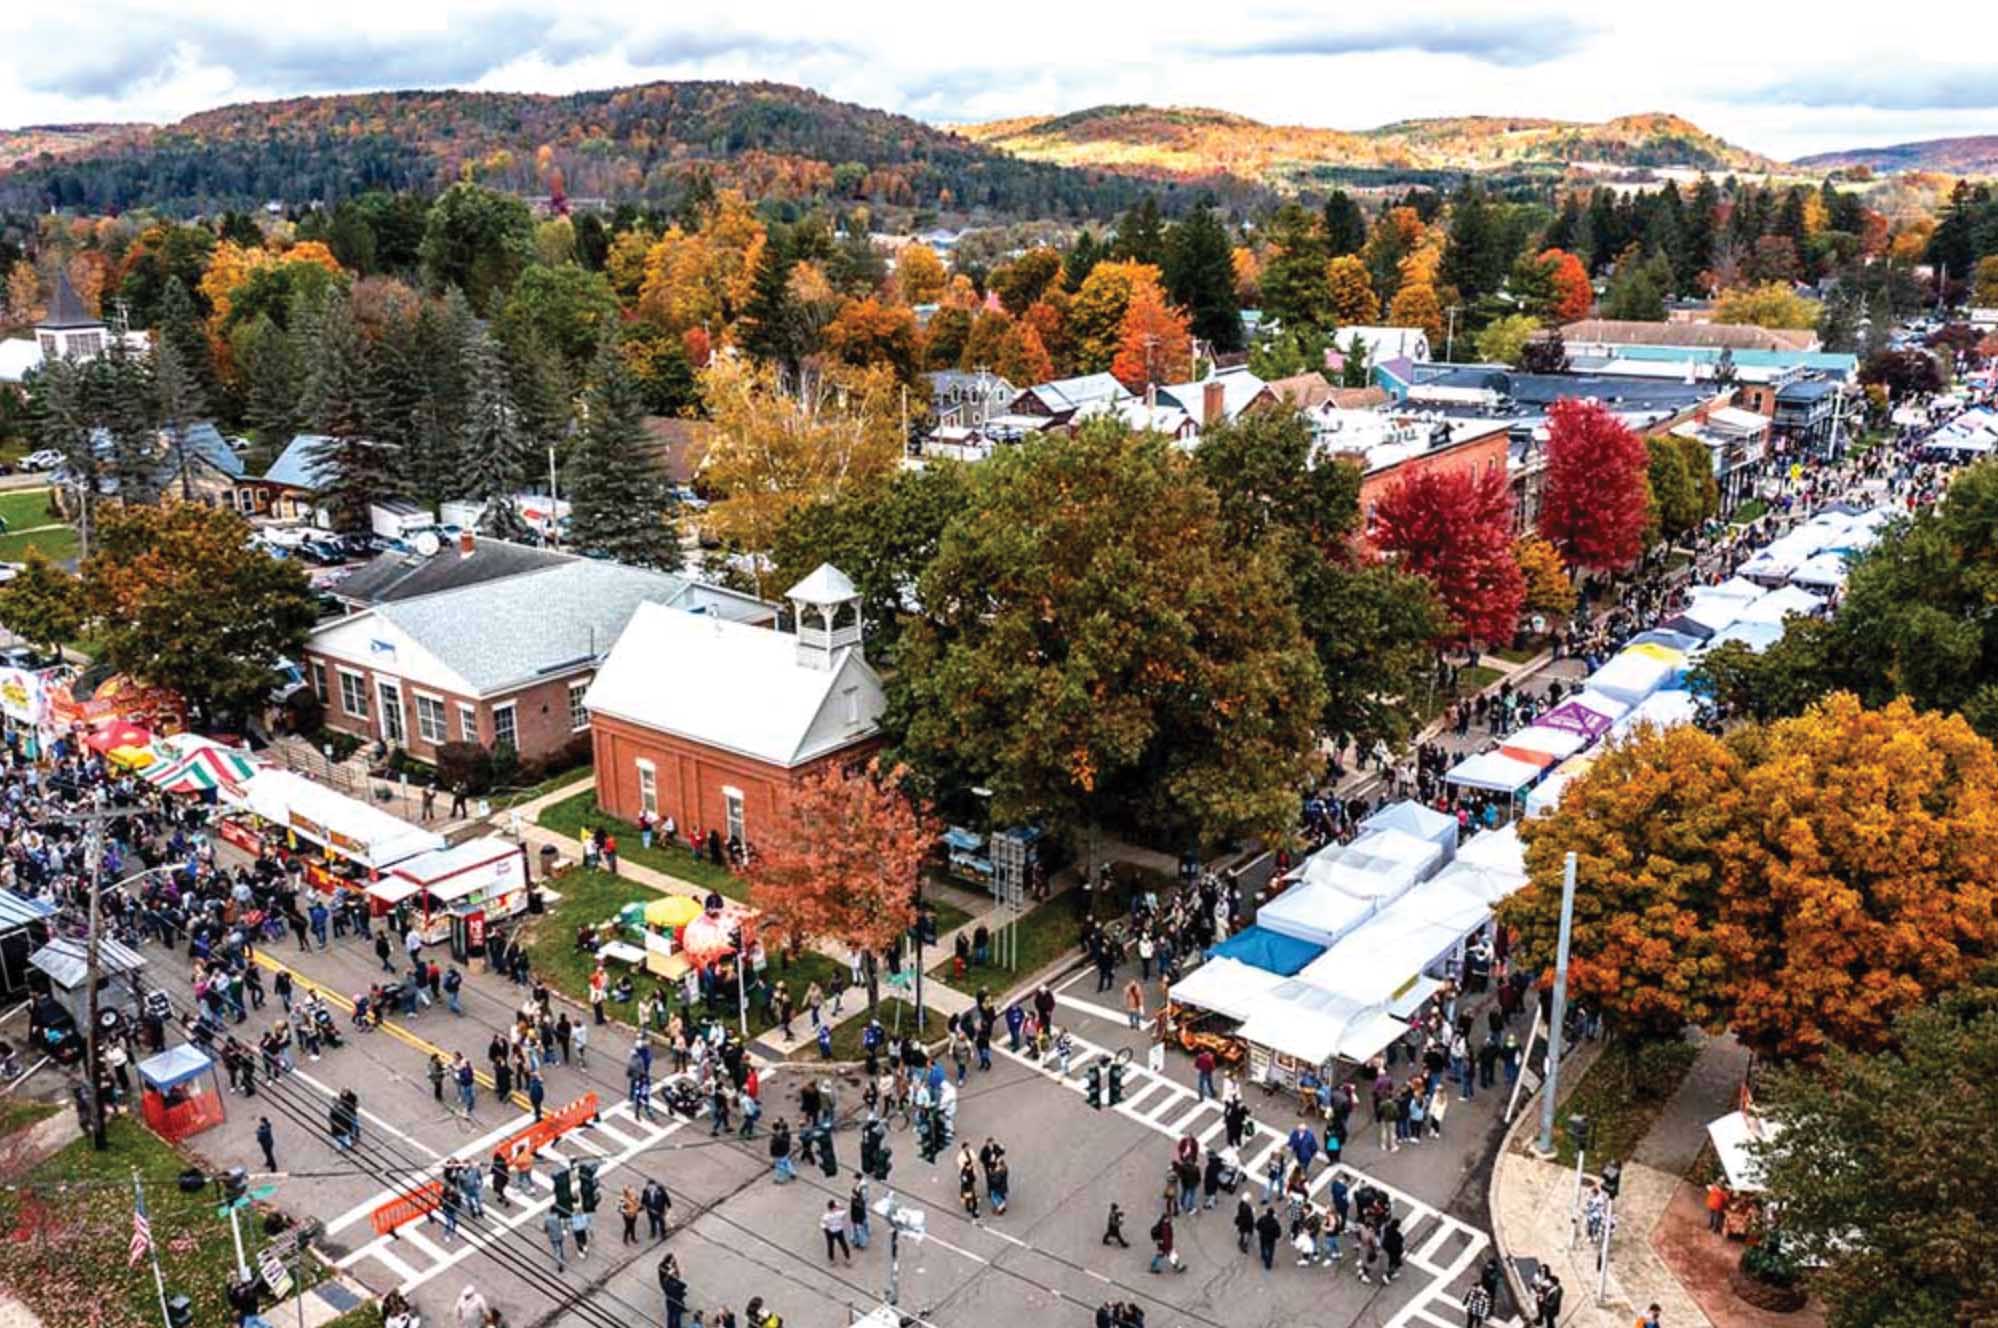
[585,566,886,855]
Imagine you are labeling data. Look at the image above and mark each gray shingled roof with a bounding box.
[40,270,100,331]
[335,538,575,606]
[374,559,700,694]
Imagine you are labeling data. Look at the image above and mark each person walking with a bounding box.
[1534,1274,1564,1327]
[1463,1284,1491,1328]
[771,1119,796,1183]
[1233,1196,1255,1253]
[528,1070,545,1122]
[1254,1205,1281,1271]
[543,1207,567,1271]
[821,1200,853,1265]
[1102,1202,1129,1248]
[1122,979,1144,1031]
[643,1178,672,1238]
[849,1175,872,1250]
[255,1116,276,1171]
[659,1255,688,1328]
[1382,1217,1405,1284]
[1148,1212,1184,1274]
[620,1186,641,1245]
[454,1287,488,1328]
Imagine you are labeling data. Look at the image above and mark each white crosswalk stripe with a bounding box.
[997,1027,1499,1328]
[332,1089,696,1293]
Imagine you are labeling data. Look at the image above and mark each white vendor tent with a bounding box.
[1697,620,1785,656]
[225,768,446,869]
[1787,552,1850,590]
[1691,576,1768,606]
[1706,1110,1784,1194]
[1525,752,1598,818]
[1587,646,1683,706]
[1296,828,1445,896]
[1733,584,1826,626]
[1256,882,1380,948]
[1564,689,1632,726]
[1610,689,1699,741]
[1235,981,1406,1066]
[1168,957,1287,1022]
[1359,799,1459,857]
[1500,724,1590,765]
[1430,858,1530,905]
[1456,823,1526,878]
[1443,750,1543,794]
[1297,874,1497,1006]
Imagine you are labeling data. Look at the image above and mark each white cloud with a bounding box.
[1,0,1996,162]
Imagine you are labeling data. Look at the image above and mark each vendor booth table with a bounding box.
[139,1043,227,1141]
[369,836,529,956]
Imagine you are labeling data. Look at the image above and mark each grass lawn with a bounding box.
[492,762,592,812]
[1547,1036,1701,1167]
[1731,498,1770,526]
[930,895,1091,992]
[1489,644,1541,665]
[519,867,847,1042]
[0,523,79,565]
[538,790,748,900]
[786,997,943,1061]
[0,487,58,530]
[0,1096,58,1136]
[0,1116,322,1328]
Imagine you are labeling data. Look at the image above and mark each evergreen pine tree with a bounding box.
[1441,185,1506,305]
[153,332,207,502]
[1685,178,1721,288]
[1113,197,1165,266]
[156,277,217,417]
[240,313,305,449]
[1064,230,1101,291]
[738,231,800,371]
[1163,202,1243,352]
[303,291,394,531]
[459,330,535,541]
[1260,203,1333,333]
[96,335,160,504]
[565,340,680,570]
[1322,190,1368,258]
[501,328,571,466]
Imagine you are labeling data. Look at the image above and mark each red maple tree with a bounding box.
[1109,284,1193,390]
[1373,465,1526,646]
[1537,398,1652,572]
[744,757,932,1015]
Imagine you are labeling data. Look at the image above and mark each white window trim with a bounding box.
[636,759,658,817]
[412,692,449,745]
[492,701,518,751]
[336,667,368,718]
[458,702,479,745]
[723,785,745,845]
[376,679,406,744]
[568,679,592,733]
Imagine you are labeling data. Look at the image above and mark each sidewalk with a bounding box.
[1489,1033,1754,1327]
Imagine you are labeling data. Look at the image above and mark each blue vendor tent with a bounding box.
[1207,925,1325,977]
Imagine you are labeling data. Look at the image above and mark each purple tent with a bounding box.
[1539,701,1616,740]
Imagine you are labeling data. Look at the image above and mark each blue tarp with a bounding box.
[1208,925,1326,978]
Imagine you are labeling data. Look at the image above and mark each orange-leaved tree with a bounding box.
[745,758,933,1018]
[1506,722,1743,1039]
[1717,694,1998,1060]
[1538,248,1594,323]
[1109,283,1193,390]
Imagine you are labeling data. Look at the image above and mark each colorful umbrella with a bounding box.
[644,896,702,930]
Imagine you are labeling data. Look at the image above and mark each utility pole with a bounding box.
[56,802,157,1150]
[1446,305,1462,363]
[546,446,560,548]
[1536,851,1579,1157]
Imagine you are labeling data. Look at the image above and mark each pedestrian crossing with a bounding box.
[326,1087,695,1294]
[997,1030,1518,1328]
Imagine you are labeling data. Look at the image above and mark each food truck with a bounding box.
[369,836,530,957]
[217,768,446,895]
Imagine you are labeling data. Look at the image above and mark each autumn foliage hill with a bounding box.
[0,80,1234,220]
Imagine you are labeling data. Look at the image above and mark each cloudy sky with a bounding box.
[3,1,1996,162]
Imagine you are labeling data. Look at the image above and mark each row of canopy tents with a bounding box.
[1168,803,1530,1075]
[1919,406,1998,458]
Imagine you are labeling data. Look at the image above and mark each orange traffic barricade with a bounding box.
[370,1180,445,1236]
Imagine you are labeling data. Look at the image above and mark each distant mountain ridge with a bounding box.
[1795,135,1998,176]
[960,105,1786,187]
[0,80,1222,219]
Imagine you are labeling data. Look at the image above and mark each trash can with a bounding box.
[537,843,558,881]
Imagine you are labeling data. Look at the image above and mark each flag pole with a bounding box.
[134,1168,171,1328]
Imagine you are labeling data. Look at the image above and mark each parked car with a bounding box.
[259,525,313,549]
[21,449,64,471]
[298,538,347,566]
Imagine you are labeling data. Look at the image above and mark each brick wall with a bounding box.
[304,649,592,765]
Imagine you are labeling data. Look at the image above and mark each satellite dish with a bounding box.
[412,531,441,557]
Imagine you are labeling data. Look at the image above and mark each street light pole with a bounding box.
[1536,851,1579,1156]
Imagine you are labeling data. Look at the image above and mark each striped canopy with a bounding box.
[142,742,258,795]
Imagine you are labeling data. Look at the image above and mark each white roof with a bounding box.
[585,601,885,767]
[1236,981,1405,1065]
[1430,858,1530,904]
[1705,406,1772,433]
[1733,584,1825,625]
[1788,552,1850,589]
[1525,755,1594,818]
[1256,881,1380,949]
[1706,1110,1782,1193]
[787,563,857,606]
[0,338,41,385]
[1588,649,1679,706]
[1359,799,1458,856]
[389,836,521,887]
[1297,873,1494,1006]
[225,768,445,869]
[1502,725,1589,761]
[1610,689,1700,740]
[1444,750,1543,793]
[1696,576,1770,604]
[1156,369,1268,423]
[1456,823,1526,878]
[1168,958,1286,1022]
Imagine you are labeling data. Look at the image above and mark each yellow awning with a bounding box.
[644,896,703,929]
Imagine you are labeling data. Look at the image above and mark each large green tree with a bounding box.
[1752,975,1998,1328]
[82,504,317,723]
[895,420,1325,851]
[565,339,680,569]
[419,183,534,316]
[1258,203,1332,334]
[499,262,620,380]
[1163,202,1242,352]
[1194,407,1443,752]
[301,290,395,530]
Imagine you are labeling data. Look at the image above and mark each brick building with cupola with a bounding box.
[584,564,887,856]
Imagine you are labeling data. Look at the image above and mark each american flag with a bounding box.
[128,1188,153,1268]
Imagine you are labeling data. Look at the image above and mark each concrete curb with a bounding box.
[1485,1037,1607,1323]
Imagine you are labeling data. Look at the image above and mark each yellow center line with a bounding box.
[251,951,533,1110]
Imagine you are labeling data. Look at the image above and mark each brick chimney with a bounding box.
[458,530,475,557]
[1203,379,1226,428]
